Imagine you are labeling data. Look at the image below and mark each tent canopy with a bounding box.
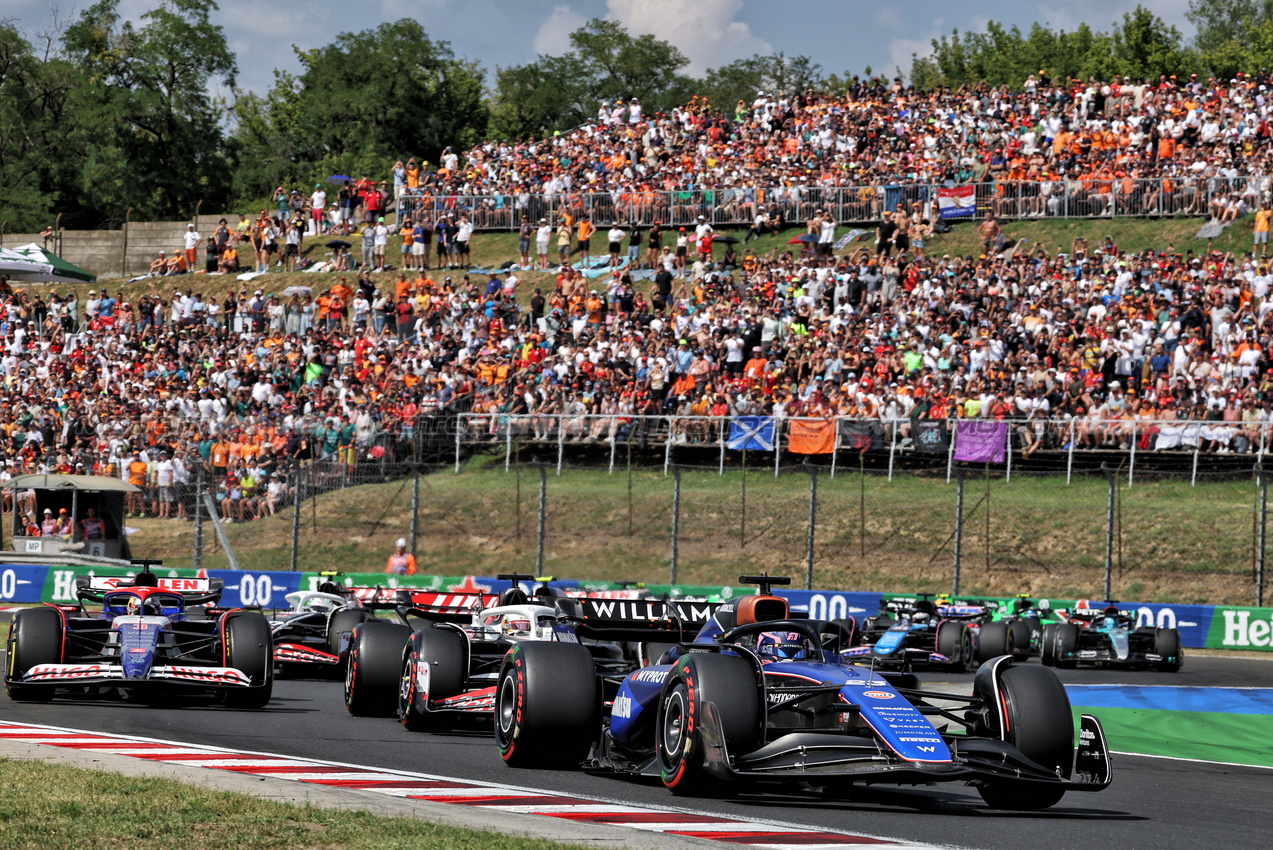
[4,473,139,493]
[0,243,96,283]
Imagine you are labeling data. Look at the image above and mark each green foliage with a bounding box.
[914,7,1200,87]
[0,24,68,231]
[488,18,693,140]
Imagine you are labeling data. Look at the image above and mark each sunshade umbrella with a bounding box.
[0,243,96,283]
[328,175,353,185]
[282,285,312,297]
[325,240,351,249]
[713,235,740,244]
[787,233,819,244]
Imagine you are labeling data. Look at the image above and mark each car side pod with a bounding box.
[971,655,1113,794]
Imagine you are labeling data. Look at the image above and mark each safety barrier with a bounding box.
[1,564,1268,652]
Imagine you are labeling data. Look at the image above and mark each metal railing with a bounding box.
[390,176,1271,230]
[453,412,1273,485]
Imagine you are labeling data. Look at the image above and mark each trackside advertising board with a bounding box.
[0,562,1266,651]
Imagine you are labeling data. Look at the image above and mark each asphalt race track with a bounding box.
[0,643,1267,849]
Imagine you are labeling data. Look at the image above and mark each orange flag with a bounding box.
[787,418,835,454]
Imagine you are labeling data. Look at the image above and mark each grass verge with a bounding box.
[0,758,590,850]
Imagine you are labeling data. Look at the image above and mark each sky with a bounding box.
[9,0,1198,96]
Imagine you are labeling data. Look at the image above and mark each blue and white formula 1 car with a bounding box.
[5,561,273,708]
[841,594,984,671]
[494,575,1112,809]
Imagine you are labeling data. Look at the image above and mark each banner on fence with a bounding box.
[787,418,835,454]
[937,186,976,219]
[2,562,1266,652]
[728,416,775,451]
[837,420,881,451]
[915,420,949,454]
[953,420,1008,462]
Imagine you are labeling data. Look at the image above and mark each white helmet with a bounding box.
[396,538,407,549]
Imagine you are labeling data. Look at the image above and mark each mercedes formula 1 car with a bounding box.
[494,575,1113,809]
[5,561,273,708]
[1042,601,1182,672]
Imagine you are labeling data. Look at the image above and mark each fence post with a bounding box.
[952,469,965,595]
[830,425,839,479]
[505,427,512,471]
[533,457,547,577]
[802,459,817,591]
[946,419,957,483]
[718,420,726,475]
[290,460,301,572]
[608,435,616,476]
[773,418,782,478]
[1257,465,1269,608]
[556,419,564,475]
[409,463,420,560]
[1102,463,1116,600]
[670,466,681,585]
[1005,425,1013,483]
[887,419,896,482]
[1066,418,1076,485]
[454,415,462,473]
[664,422,673,476]
[193,464,205,570]
[1192,437,1201,486]
[1128,422,1137,487]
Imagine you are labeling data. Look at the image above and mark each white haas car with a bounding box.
[344,574,689,730]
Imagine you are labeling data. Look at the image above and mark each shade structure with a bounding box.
[0,243,96,283]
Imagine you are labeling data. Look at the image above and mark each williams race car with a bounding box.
[494,575,1113,809]
[5,561,273,708]
[1042,600,1182,672]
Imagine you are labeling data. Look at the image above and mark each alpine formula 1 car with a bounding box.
[5,561,273,708]
[841,594,983,671]
[494,575,1113,809]
[1042,600,1182,672]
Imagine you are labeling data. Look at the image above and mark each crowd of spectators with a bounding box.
[7,73,1273,531]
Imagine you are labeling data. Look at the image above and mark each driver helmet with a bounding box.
[501,615,532,636]
[756,631,809,661]
[912,611,930,623]
[1014,597,1032,614]
[126,596,141,615]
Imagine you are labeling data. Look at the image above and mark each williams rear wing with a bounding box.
[554,597,723,643]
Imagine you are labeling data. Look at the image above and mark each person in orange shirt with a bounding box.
[576,217,594,265]
[127,451,148,517]
[584,290,604,328]
[385,538,417,575]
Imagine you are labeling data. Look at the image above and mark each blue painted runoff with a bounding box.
[1066,685,1273,715]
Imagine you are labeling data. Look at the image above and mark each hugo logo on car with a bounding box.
[492,574,1114,809]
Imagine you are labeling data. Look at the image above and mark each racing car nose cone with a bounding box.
[117,619,163,679]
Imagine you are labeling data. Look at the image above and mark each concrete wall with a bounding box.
[1,218,235,281]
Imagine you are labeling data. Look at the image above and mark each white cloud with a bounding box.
[534,4,589,55]
[604,0,771,75]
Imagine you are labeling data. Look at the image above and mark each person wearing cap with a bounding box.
[535,217,552,268]
[373,215,389,271]
[183,222,202,271]
[385,537,416,575]
[40,508,57,538]
[310,183,327,235]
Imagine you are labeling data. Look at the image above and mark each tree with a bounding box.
[488,18,693,139]
[1187,0,1273,54]
[58,0,238,224]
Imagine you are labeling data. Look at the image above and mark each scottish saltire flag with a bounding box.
[937,186,976,219]
[728,416,775,451]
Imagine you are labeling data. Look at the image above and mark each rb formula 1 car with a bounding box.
[494,575,1112,809]
[1042,601,1182,672]
[5,561,273,708]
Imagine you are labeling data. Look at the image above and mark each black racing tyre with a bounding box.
[1023,617,1044,651]
[400,629,465,731]
[977,622,1010,664]
[936,621,971,671]
[495,642,597,768]
[6,607,62,702]
[1040,623,1058,666]
[1053,623,1079,669]
[1155,628,1183,673]
[344,621,412,717]
[327,609,373,657]
[977,664,1073,810]
[219,612,273,709]
[639,642,674,666]
[1008,620,1033,661]
[656,652,760,796]
[819,619,858,653]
